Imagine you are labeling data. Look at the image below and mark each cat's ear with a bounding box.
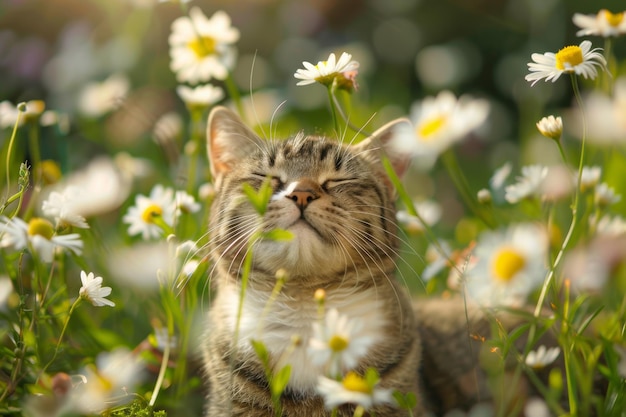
[207,106,264,187]
[354,118,412,182]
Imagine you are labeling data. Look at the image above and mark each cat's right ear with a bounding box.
[207,106,263,188]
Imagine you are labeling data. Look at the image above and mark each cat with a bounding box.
[201,106,537,417]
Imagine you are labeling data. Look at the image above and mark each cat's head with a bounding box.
[206,106,410,282]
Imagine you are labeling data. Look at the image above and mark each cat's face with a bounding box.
[207,107,409,281]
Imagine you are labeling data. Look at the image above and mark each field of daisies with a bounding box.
[1,1,626,416]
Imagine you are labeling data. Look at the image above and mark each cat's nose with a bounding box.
[286,179,320,210]
[287,189,319,209]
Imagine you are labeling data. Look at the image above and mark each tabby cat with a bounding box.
[201,106,531,416]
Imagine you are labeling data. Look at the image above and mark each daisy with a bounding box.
[504,165,548,203]
[525,40,606,86]
[176,84,224,110]
[294,52,360,91]
[596,215,626,237]
[463,223,548,308]
[573,10,626,38]
[536,115,562,141]
[77,73,130,117]
[308,308,374,378]
[0,100,23,128]
[41,186,89,229]
[72,348,143,414]
[391,90,489,165]
[595,182,621,207]
[174,190,201,214]
[0,216,83,263]
[169,8,240,84]
[316,371,395,411]
[525,345,560,369]
[123,185,176,240]
[489,162,512,190]
[421,240,453,282]
[79,271,115,307]
[578,166,602,192]
[396,200,442,235]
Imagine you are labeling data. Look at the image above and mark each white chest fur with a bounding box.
[220,283,386,393]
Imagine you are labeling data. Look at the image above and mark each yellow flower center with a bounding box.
[417,116,447,140]
[492,247,526,282]
[328,335,349,352]
[141,204,163,223]
[188,36,216,58]
[555,46,583,71]
[342,372,372,394]
[27,217,55,240]
[39,160,62,185]
[602,10,624,27]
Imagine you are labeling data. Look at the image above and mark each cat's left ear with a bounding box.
[354,118,412,184]
[207,106,264,189]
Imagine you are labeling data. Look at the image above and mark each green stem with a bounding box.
[555,140,568,166]
[4,104,25,211]
[327,84,340,136]
[149,332,172,407]
[382,157,457,283]
[533,74,586,318]
[39,297,82,380]
[441,149,495,228]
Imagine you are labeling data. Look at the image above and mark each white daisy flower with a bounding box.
[79,271,115,307]
[490,162,513,190]
[169,8,240,84]
[524,397,551,417]
[122,184,177,240]
[78,73,130,117]
[525,345,560,369]
[421,240,453,282]
[578,166,602,192]
[294,52,360,90]
[391,90,489,166]
[176,84,224,109]
[72,348,143,414]
[316,372,395,411]
[174,190,201,214]
[525,40,606,86]
[41,186,89,229]
[536,115,563,141]
[595,182,621,207]
[464,223,548,308]
[308,308,374,378]
[0,100,23,128]
[596,215,626,237]
[396,200,442,235]
[504,165,548,203]
[573,9,626,38]
[0,216,83,263]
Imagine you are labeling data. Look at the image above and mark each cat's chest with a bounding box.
[220,283,387,393]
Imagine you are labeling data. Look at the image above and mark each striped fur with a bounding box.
[202,107,422,416]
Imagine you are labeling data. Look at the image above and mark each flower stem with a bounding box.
[149,331,171,407]
[441,149,495,228]
[327,84,340,137]
[39,297,82,381]
[4,104,25,212]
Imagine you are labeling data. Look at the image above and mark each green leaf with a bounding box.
[242,178,273,215]
[262,229,294,242]
[250,339,270,366]
[271,364,292,397]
